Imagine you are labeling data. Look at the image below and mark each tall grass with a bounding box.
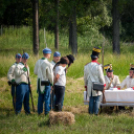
[0,26,108,50]
[0,50,133,80]
[1,27,134,134]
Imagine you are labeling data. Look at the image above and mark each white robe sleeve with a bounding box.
[46,64,54,85]
[7,65,15,81]
[120,77,127,89]
[116,76,120,85]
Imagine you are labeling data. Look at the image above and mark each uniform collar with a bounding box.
[52,60,56,64]
[20,62,24,65]
[41,57,47,60]
[91,60,100,64]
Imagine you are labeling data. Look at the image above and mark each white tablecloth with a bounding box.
[84,90,134,106]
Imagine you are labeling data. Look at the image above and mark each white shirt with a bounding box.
[121,76,134,88]
[54,66,66,86]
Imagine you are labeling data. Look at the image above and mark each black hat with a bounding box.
[59,57,68,64]
[67,54,75,63]
[91,47,101,59]
[130,64,134,70]
[104,64,113,72]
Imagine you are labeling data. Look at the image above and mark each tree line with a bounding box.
[0,0,134,55]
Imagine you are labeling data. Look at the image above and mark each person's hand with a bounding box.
[51,86,54,90]
[102,87,106,93]
[30,84,32,88]
[25,64,28,68]
[85,86,87,91]
[117,85,121,89]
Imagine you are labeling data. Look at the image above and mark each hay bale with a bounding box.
[49,111,75,125]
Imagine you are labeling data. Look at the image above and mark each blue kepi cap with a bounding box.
[54,51,61,57]
[15,53,22,59]
[43,48,52,54]
[22,52,29,59]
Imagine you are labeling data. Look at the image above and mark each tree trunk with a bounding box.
[33,0,39,55]
[69,6,77,55]
[112,0,120,54]
[69,20,72,49]
[55,0,59,50]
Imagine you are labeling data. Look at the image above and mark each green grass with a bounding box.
[1,27,134,133]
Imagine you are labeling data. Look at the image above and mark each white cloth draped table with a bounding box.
[84,89,134,106]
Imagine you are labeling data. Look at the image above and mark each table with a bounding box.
[84,90,134,106]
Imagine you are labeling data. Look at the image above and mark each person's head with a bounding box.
[43,48,52,59]
[53,51,61,63]
[22,52,29,64]
[129,70,134,78]
[15,53,22,63]
[59,57,69,67]
[91,57,98,61]
[104,64,113,78]
[107,71,113,78]
[91,47,101,60]
[66,54,75,65]
[129,64,134,78]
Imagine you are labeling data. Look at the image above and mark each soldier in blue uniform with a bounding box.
[34,48,54,115]
[15,53,31,114]
[7,53,22,110]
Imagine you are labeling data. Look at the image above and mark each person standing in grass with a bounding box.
[50,51,61,110]
[34,48,54,115]
[54,55,74,109]
[14,53,31,114]
[84,47,106,115]
[7,53,22,110]
[53,57,69,111]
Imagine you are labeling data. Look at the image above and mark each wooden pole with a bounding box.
[55,0,59,50]
[33,0,39,55]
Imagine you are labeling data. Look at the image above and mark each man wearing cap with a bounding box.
[120,64,134,89]
[14,52,31,114]
[84,47,106,115]
[34,48,53,115]
[104,64,120,90]
[51,51,61,67]
[50,51,61,109]
[7,53,22,110]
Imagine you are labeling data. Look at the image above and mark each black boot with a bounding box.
[55,105,62,112]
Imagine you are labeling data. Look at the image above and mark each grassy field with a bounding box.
[0,27,134,134]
